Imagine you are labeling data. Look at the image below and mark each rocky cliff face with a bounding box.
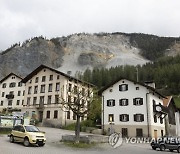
[0,33,179,79]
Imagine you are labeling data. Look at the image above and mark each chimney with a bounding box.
[67,71,72,76]
[144,81,156,89]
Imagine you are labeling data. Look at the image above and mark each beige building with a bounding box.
[0,73,25,112]
[21,65,93,127]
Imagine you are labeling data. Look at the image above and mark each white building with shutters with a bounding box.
[99,78,166,138]
[0,73,25,112]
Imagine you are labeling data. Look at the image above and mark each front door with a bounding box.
[154,130,158,139]
[39,111,43,122]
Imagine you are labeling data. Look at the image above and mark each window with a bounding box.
[2,92,5,97]
[74,97,77,103]
[40,85,45,93]
[47,96,52,104]
[18,82,22,87]
[109,89,113,92]
[46,111,50,119]
[55,95,59,104]
[107,99,115,107]
[8,100,12,106]
[17,91,21,96]
[68,84,72,92]
[68,96,71,103]
[74,86,78,94]
[1,101,3,106]
[23,90,25,96]
[35,77,39,83]
[108,114,114,122]
[22,100,24,105]
[9,82,16,88]
[10,91,14,95]
[42,76,46,82]
[119,99,128,106]
[119,84,128,91]
[34,86,38,94]
[49,75,53,81]
[133,98,143,105]
[73,112,76,120]
[40,96,44,105]
[28,86,32,94]
[56,83,60,91]
[67,111,70,119]
[16,100,20,105]
[122,128,128,137]
[154,115,157,123]
[82,88,85,96]
[2,83,6,88]
[134,114,144,122]
[48,84,52,92]
[57,75,60,79]
[27,97,31,106]
[54,110,58,119]
[11,76,15,79]
[136,87,139,90]
[136,129,143,137]
[119,114,129,122]
[33,97,37,105]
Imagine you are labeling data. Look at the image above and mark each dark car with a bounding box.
[151,136,180,153]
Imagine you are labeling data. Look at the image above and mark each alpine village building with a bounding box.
[0,65,93,128]
[99,78,167,138]
[0,73,25,112]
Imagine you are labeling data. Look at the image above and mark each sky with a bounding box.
[0,0,180,51]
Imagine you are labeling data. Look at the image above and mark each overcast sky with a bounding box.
[0,0,180,51]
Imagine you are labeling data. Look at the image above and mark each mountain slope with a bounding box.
[0,33,179,79]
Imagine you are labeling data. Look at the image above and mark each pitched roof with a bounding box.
[98,77,165,98]
[163,96,172,107]
[21,65,94,87]
[0,73,23,83]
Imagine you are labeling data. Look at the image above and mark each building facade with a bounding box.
[99,79,166,138]
[0,73,25,112]
[21,65,93,128]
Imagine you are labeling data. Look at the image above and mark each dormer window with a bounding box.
[119,99,128,106]
[119,84,128,91]
[119,114,129,122]
[133,98,143,105]
[107,99,115,107]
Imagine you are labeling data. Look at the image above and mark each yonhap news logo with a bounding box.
[108,132,123,148]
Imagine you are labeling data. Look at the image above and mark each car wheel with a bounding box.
[38,143,45,147]
[160,144,165,151]
[23,138,30,147]
[152,147,156,150]
[10,135,14,143]
[177,147,180,153]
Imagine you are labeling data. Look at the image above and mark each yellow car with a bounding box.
[9,125,46,147]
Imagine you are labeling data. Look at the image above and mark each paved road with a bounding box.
[0,127,173,154]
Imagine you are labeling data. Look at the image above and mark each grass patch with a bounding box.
[63,141,96,149]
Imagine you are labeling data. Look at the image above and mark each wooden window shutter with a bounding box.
[141,114,144,122]
[127,114,129,121]
[126,84,128,90]
[133,98,136,105]
[140,98,143,105]
[134,114,137,121]
[119,99,122,106]
[113,100,115,106]
[107,100,109,106]
[119,115,122,121]
[119,85,122,91]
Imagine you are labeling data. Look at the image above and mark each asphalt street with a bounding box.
[0,127,174,154]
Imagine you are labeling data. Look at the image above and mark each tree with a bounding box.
[60,81,93,143]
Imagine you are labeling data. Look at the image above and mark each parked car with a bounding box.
[151,136,180,153]
[9,125,46,147]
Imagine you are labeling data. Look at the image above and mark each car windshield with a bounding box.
[25,126,40,132]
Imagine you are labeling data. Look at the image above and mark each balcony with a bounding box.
[6,94,14,99]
